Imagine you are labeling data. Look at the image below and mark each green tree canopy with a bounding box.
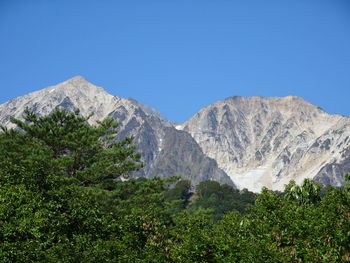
[2,108,142,188]
[2,108,350,262]
[0,108,174,262]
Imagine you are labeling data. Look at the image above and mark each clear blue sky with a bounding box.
[1,0,350,122]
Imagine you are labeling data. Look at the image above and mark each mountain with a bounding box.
[180,96,350,191]
[0,76,233,187]
[2,77,350,192]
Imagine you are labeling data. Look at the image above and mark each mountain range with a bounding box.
[1,76,349,192]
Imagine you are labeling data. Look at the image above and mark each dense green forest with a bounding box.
[1,109,350,262]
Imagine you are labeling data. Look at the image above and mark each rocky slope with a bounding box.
[0,76,233,187]
[180,96,350,191]
[2,77,350,192]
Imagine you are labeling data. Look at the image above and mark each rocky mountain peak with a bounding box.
[63,75,89,85]
[0,76,122,126]
[1,78,350,192]
[221,95,320,113]
[0,78,234,188]
[183,95,349,191]
[45,76,110,99]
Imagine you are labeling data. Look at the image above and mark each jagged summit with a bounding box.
[64,75,88,84]
[1,77,350,191]
[183,95,350,191]
[222,95,315,106]
[221,95,323,113]
[57,75,89,87]
[0,76,174,128]
[0,76,122,126]
[45,76,109,95]
[0,77,233,188]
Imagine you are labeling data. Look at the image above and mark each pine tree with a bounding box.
[6,108,143,187]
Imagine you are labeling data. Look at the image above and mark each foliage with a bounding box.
[7,108,143,186]
[284,179,322,205]
[164,179,192,214]
[0,109,171,262]
[1,108,350,262]
[170,181,350,262]
[189,181,256,220]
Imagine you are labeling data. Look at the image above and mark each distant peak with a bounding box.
[55,76,105,91]
[64,75,89,86]
[223,95,307,104]
[280,95,304,101]
[45,76,110,96]
[70,75,86,81]
[223,95,264,103]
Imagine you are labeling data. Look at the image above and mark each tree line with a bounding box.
[1,109,349,262]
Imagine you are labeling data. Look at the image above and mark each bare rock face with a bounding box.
[0,76,234,187]
[181,96,350,191]
[0,76,121,126]
[2,77,350,192]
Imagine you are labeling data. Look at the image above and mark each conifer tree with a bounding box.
[6,108,143,187]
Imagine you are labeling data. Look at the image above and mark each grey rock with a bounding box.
[181,96,350,191]
[0,76,234,187]
[3,78,350,192]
